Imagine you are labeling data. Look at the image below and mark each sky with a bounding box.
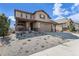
[0,3,79,28]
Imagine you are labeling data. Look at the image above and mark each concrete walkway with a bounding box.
[31,39,79,56]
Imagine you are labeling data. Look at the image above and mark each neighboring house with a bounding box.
[56,18,73,32]
[14,9,57,32]
[73,23,79,32]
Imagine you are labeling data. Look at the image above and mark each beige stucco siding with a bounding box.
[15,11,31,19]
[34,12,50,22]
[25,22,30,30]
[35,22,51,32]
[56,25,62,32]
[74,23,79,31]
[16,11,21,17]
[15,10,56,32]
[52,24,56,32]
[26,14,31,19]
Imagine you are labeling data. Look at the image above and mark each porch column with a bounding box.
[51,24,56,32]
[37,22,40,31]
[26,22,30,31]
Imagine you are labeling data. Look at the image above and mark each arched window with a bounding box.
[39,14,45,19]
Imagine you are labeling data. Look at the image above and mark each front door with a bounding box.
[30,22,33,31]
[51,24,56,32]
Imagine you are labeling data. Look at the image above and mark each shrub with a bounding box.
[68,19,75,32]
[41,45,45,48]
[0,13,10,38]
[27,39,31,41]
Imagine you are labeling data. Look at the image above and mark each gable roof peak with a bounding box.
[33,10,51,19]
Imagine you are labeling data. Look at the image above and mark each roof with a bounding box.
[14,9,51,19]
[56,18,68,23]
[56,18,73,24]
[15,17,56,24]
[14,9,56,24]
[14,9,33,14]
[33,10,51,19]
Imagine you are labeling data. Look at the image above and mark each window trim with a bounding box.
[40,14,45,19]
[26,14,27,18]
[21,13,23,17]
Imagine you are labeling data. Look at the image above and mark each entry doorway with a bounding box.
[30,22,34,31]
[51,24,56,32]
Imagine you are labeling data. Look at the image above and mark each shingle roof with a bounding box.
[14,9,33,14]
[33,10,51,19]
[14,9,51,19]
[55,18,68,23]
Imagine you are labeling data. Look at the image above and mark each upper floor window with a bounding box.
[21,13,23,17]
[26,14,27,18]
[40,14,45,19]
[30,15,32,19]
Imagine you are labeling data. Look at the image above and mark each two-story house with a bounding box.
[14,9,57,32]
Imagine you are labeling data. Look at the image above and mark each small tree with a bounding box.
[0,13,10,38]
[68,19,75,32]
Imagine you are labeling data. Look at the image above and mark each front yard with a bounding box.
[0,32,79,56]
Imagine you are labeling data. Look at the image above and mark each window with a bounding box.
[40,14,45,19]
[62,24,68,30]
[16,11,21,17]
[26,14,27,18]
[62,24,65,27]
[30,15,32,19]
[21,13,23,17]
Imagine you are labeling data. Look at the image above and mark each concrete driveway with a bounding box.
[31,33,79,56]
[31,39,79,56]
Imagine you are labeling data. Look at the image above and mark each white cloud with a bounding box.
[53,3,63,16]
[9,16,15,21]
[53,3,79,22]
[53,3,70,20]
[53,3,70,16]
[71,6,75,10]
[71,3,79,13]
[55,13,79,22]
[74,3,79,6]
[68,13,79,22]
[64,10,70,15]
[54,3,62,8]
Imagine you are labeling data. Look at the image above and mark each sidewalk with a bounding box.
[30,39,79,56]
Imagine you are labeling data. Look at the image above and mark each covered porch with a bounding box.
[16,20,38,32]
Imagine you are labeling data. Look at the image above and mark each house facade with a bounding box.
[73,23,79,32]
[14,9,56,32]
[56,19,74,32]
